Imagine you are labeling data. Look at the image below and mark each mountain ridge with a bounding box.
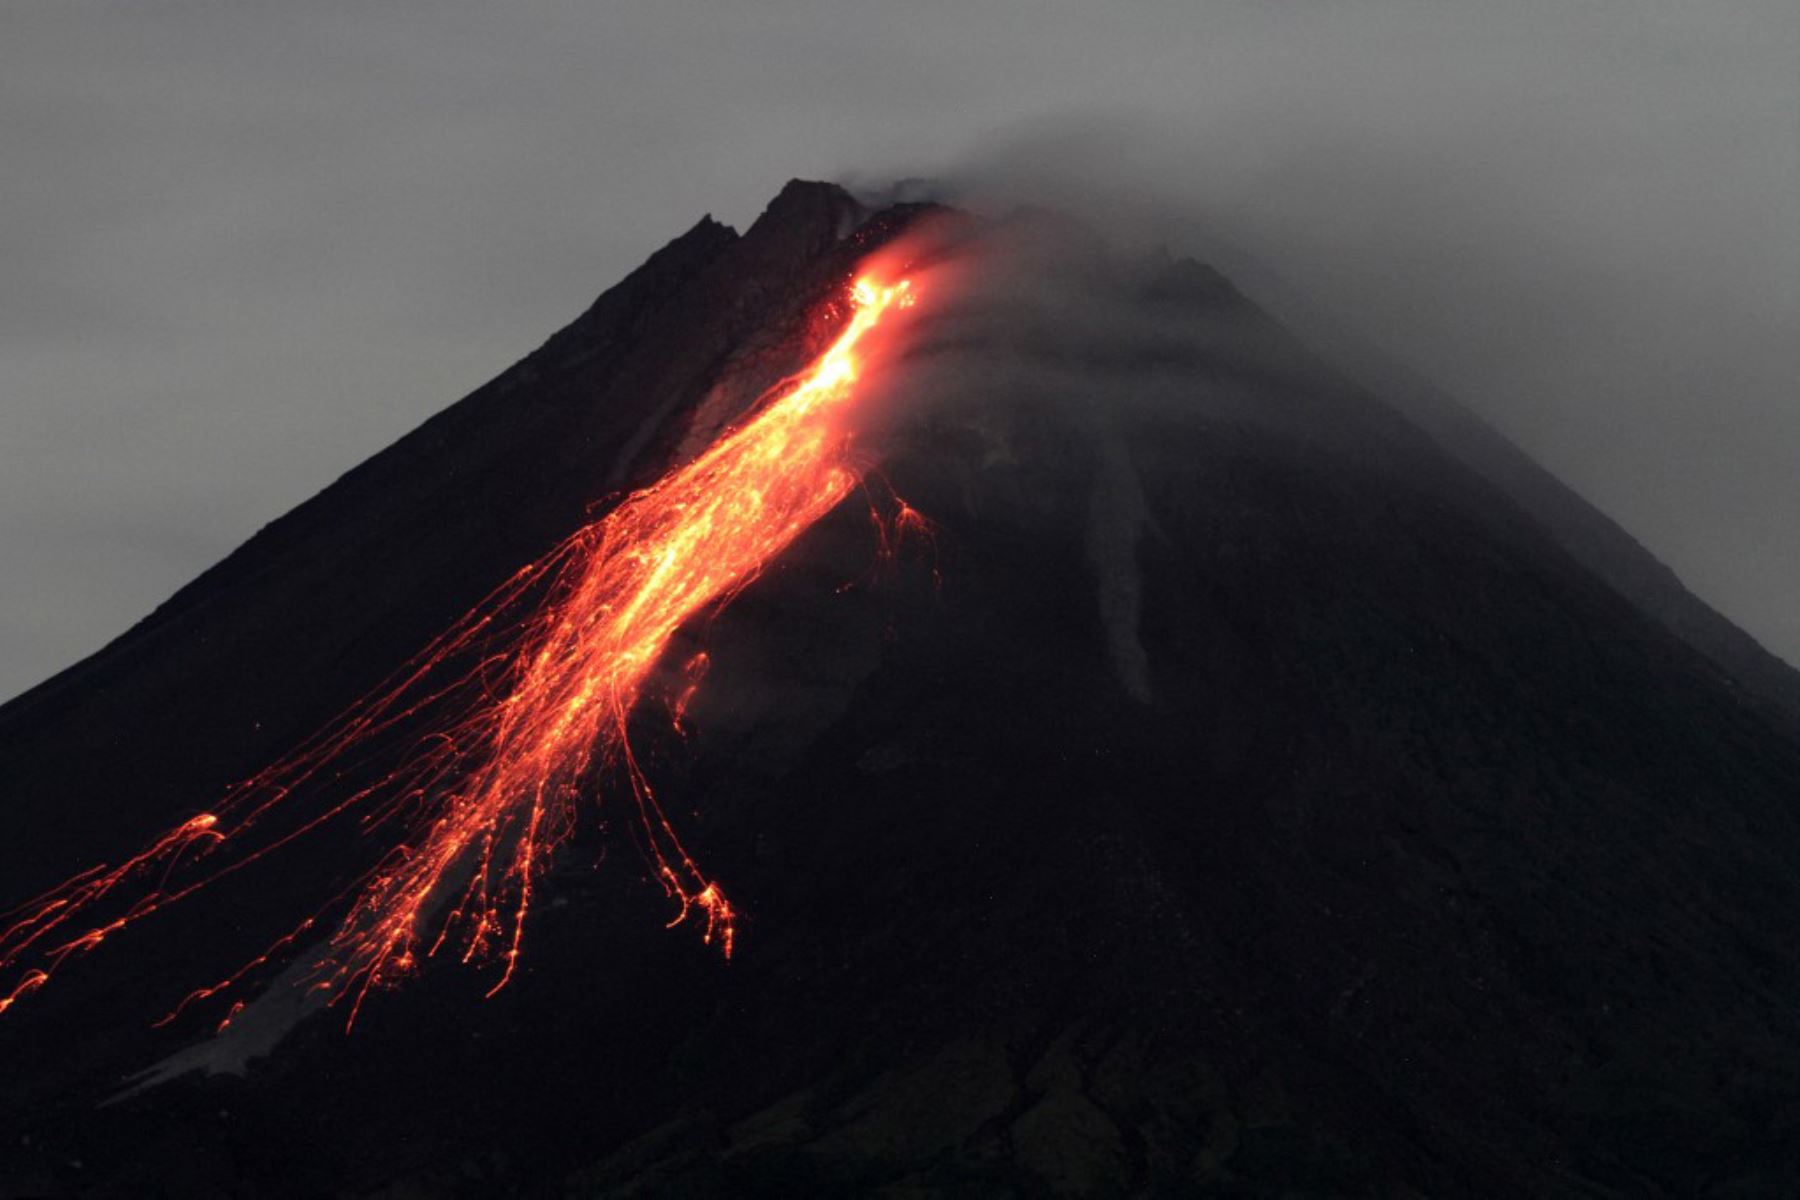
[2,180,1797,1197]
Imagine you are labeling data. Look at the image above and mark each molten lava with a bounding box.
[0,272,917,1028]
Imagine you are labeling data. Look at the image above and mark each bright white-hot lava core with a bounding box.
[0,271,918,1029]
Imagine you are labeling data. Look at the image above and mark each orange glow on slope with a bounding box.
[0,272,916,1028]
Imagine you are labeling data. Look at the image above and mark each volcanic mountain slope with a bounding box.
[1201,254,1800,729]
[3,181,1800,1198]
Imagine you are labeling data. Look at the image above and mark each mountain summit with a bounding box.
[2,181,1798,1198]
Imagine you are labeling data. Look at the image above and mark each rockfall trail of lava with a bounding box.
[0,272,917,1030]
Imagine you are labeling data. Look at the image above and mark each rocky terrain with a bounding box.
[2,181,1798,1198]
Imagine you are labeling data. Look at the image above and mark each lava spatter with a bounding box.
[0,272,917,1029]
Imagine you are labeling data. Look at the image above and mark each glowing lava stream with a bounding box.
[0,272,917,1028]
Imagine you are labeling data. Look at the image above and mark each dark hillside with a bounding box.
[3,182,1797,1198]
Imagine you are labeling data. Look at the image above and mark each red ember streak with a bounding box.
[0,273,917,1028]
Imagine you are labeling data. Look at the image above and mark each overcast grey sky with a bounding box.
[3,0,1796,703]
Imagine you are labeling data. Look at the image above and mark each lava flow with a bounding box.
[0,271,917,1028]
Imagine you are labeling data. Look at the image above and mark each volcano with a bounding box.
[3,180,1799,1198]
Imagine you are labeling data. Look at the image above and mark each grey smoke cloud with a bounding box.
[923,8,1799,675]
[3,0,1794,701]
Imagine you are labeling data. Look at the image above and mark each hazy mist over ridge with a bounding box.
[4,0,1794,700]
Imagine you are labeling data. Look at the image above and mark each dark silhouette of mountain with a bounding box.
[3,181,1799,1198]
[1197,251,1800,728]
